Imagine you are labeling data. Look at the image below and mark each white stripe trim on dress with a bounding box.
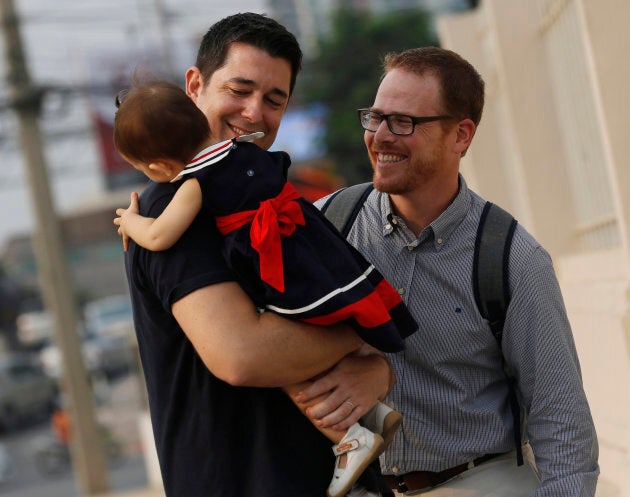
[266,265,376,315]
[171,139,235,182]
[170,132,265,182]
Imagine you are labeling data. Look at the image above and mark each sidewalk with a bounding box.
[94,375,165,497]
[95,485,164,497]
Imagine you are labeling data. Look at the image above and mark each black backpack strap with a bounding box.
[320,182,374,237]
[473,201,523,465]
[473,202,517,340]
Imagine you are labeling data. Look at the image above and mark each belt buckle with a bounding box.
[394,475,408,493]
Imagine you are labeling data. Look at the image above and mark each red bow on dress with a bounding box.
[215,182,306,292]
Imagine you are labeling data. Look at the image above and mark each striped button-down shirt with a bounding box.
[316,175,599,496]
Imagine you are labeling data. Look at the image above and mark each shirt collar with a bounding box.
[379,174,472,250]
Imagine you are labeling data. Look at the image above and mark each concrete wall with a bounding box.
[437,1,630,494]
[558,249,630,496]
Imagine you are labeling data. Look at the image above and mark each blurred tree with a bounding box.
[297,7,437,184]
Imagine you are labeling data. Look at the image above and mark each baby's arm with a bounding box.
[113,178,202,251]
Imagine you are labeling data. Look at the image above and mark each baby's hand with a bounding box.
[113,192,139,252]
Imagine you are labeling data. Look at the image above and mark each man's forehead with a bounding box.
[376,71,440,108]
[216,45,291,97]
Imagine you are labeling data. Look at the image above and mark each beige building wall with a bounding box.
[437,1,630,495]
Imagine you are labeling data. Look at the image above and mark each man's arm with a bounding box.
[507,247,599,495]
[172,280,363,387]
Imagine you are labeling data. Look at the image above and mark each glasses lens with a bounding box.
[389,115,414,135]
[360,111,381,131]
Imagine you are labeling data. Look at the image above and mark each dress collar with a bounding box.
[171,138,235,182]
[171,132,265,182]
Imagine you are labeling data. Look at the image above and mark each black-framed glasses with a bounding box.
[357,108,455,136]
[115,89,129,108]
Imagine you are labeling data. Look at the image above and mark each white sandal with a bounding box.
[327,424,385,497]
[361,402,403,448]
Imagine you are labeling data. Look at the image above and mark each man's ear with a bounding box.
[185,66,203,102]
[454,118,476,157]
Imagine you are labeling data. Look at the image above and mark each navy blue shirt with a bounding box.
[124,180,338,497]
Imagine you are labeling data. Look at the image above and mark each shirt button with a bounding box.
[392,466,399,474]
[385,224,392,230]
[437,237,443,244]
[398,288,405,295]
[407,246,414,251]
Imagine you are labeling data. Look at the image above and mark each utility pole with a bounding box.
[0,0,109,494]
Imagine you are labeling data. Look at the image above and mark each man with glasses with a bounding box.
[305,47,599,496]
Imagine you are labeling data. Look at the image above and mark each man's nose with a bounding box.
[241,98,264,122]
[374,118,394,141]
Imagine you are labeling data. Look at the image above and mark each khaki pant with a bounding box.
[391,446,539,497]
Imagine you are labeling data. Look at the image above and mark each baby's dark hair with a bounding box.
[114,78,210,165]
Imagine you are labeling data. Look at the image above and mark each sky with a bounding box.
[0,0,269,251]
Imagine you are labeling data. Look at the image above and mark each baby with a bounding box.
[113,79,416,497]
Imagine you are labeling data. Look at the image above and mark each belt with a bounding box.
[383,453,504,493]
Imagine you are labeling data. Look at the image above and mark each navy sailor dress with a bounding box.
[174,135,417,352]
